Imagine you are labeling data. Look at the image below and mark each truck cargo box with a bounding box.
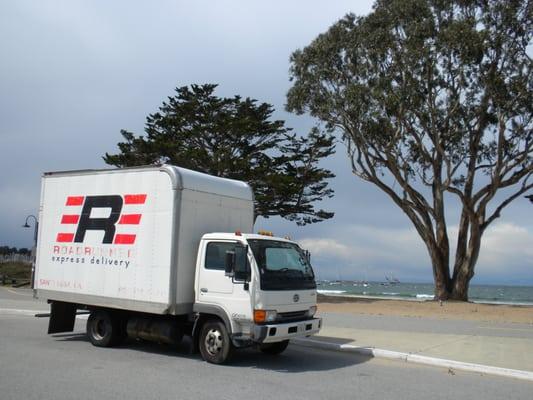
[34,165,254,315]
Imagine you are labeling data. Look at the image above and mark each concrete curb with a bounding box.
[292,338,533,382]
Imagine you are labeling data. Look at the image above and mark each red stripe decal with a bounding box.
[113,234,136,244]
[118,214,142,225]
[61,215,80,224]
[124,194,147,204]
[56,233,74,242]
[66,196,84,206]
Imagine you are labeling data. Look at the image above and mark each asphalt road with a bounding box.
[1,287,532,400]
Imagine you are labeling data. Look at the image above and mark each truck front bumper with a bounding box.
[252,317,322,343]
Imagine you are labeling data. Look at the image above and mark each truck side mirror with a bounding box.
[233,245,249,282]
[225,251,235,277]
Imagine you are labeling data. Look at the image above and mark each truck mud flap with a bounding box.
[48,302,77,334]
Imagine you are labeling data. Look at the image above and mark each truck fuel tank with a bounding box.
[126,317,184,346]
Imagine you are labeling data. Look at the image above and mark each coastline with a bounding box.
[317,291,533,306]
[317,293,533,324]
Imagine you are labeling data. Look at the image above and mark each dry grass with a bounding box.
[0,261,31,281]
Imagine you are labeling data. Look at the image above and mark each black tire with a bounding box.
[260,340,289,355]
[114,313,128,345]
[86,310,123,347]
[198,319,233,364]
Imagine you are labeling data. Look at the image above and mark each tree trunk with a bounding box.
[433,276,450,300]
[430,243,479,301]
[448,254,477,301]
[433,268,472,301]
[449,274,471,301]
[429,245,451,301]
[448,223,482,301]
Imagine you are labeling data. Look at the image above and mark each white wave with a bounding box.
[382,292,400,296]
[416,294,434,299]
[472,300,533,306]
[317,290,347,295]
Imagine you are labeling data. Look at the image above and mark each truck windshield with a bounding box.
[247,239,316,291]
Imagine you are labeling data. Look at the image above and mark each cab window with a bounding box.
[205,241,249,281]
[205,242,235,270]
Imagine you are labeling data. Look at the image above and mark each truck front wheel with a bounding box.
[199,320,233,364]
[259,340,289,355]
[86,310,125,347]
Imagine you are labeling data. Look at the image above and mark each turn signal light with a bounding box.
[254,309,277,323]
[254,309,266,323]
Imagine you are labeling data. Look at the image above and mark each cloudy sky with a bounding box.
[1,1,531,285]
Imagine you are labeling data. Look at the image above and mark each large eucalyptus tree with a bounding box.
[287,0,532,300]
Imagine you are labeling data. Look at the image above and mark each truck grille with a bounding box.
[277,310,308,323]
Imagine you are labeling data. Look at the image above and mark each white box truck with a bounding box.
[34,165,321,363]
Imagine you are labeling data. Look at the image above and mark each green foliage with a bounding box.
[0,262,31,281]
[288,0,532,182]
[287,0,532,299]
[104,84,335,225]
[0,246,29,256]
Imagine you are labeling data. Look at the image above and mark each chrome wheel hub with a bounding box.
[204,328,223,356]
[92,318,106,340]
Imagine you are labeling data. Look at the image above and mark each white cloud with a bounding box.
[298,222,533,283]
[300,225,426,263]
[477,223,533,270]
[298,238,354,259]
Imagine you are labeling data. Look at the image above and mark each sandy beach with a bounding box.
[318,294,533,324]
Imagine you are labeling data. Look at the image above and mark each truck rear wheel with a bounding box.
[86,310,124,347]
[199,320,233,364]
[260,340,289,355]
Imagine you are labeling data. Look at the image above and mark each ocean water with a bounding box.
[317,281,533,305]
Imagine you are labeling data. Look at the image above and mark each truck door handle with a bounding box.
[200,288,208,293]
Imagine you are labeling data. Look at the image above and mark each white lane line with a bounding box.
[0,307,88,320]
[2,287,34,296]
[0,308,45,316]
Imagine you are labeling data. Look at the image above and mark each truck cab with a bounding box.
[194,232,321,363]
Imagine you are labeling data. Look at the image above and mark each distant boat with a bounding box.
[384,274,400,285]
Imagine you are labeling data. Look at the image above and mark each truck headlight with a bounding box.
[254,309,277,324]
[307,306,317,318]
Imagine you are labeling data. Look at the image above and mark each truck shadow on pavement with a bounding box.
[53,333,370,372]
[228,345,371,373]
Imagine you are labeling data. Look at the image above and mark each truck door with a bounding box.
[201,241,235,295]
[197,241,250,316]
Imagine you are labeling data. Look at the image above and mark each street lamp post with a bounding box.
[22,215,38,289]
